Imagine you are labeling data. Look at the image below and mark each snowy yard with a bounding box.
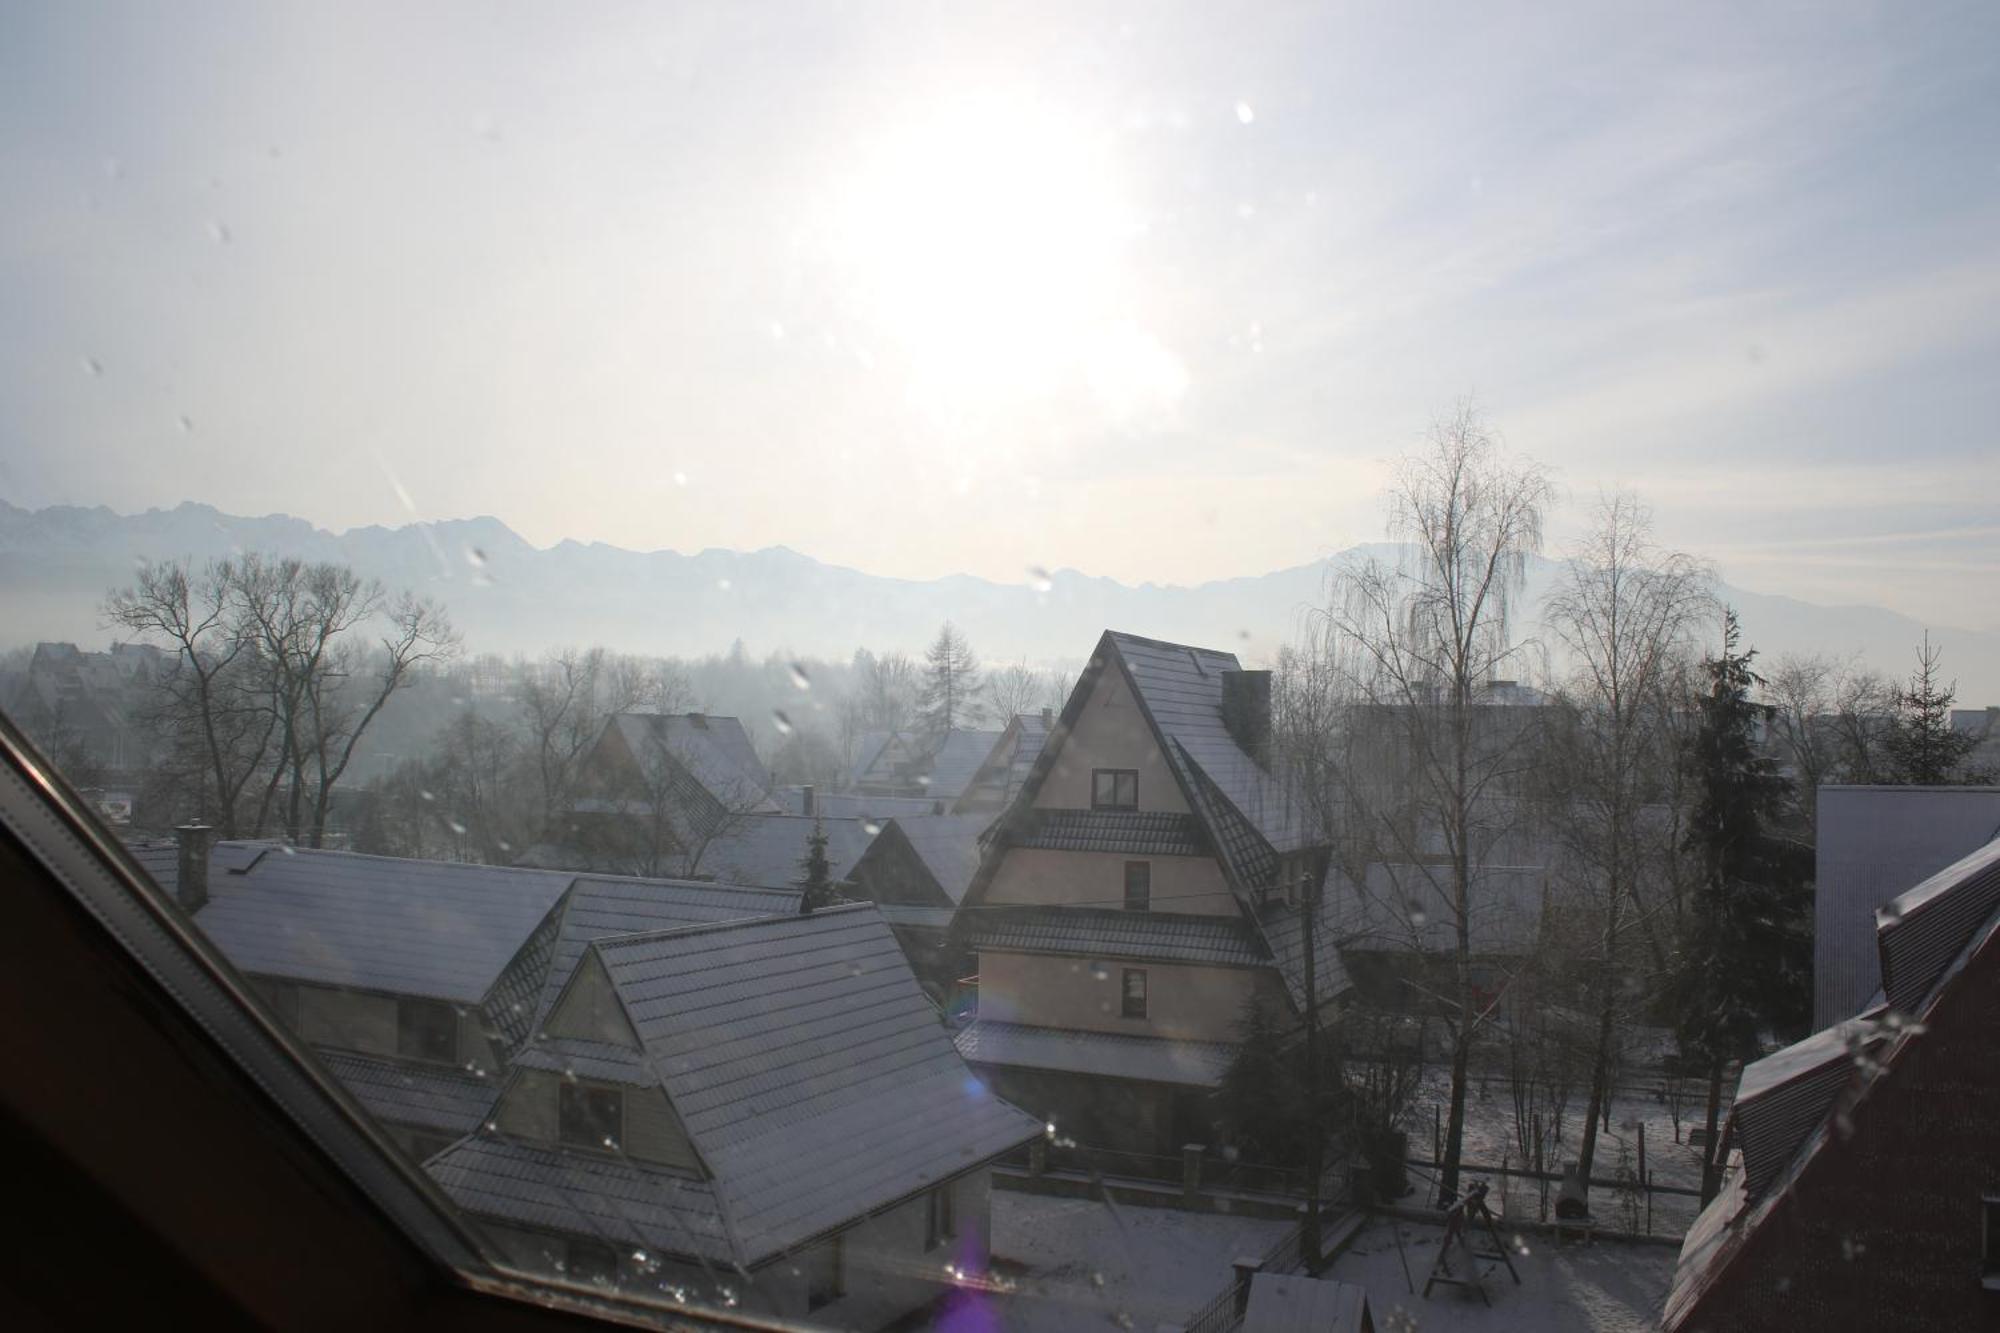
[1322,1218,1677,1333]
[962,1191,1296,1332]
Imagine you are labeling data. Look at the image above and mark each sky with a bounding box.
[3,1,1998,631]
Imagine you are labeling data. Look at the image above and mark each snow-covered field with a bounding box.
[966,1191,1296,1332]
[1323,1219,1677,1333]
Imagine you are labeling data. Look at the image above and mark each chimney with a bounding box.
[801,784,817,817]
[1220,670,1273,769]
[174,823,213,914]
[1040,707,1054,727]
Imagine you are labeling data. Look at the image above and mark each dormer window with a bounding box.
[559,1081,624,1152]
[1092,768,1138,810]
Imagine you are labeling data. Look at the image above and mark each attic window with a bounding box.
[559,1081,624,1152]
[396,998,458,1064]
[1092,769,1138,810]
[1122,968,1148,1019]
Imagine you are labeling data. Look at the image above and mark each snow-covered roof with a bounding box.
[925,728,1005,800]
[194,846,574,1003]
[1243,1272,1371,1333]
[609,713,780,812]
[689,814,871,890]
[889,813,990,905]
[953,1018,1237,1088]
[435,906,1040,1266]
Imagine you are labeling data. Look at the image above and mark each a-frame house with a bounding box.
[950,631,1348,1157]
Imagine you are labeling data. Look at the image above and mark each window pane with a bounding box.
[1123,861,1151,911]
[395,998,458,1063]
[558,1082,623,1152]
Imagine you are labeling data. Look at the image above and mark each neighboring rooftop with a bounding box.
[691,813,872,889]
[953,1018,1237,1088]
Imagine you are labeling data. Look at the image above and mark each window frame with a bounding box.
[396,996,460,1064]
[558,1080,625,1153]
[1091,767,1139,811]
[1983,1194,2000,1288]
[1123,860,1151,912]
[925,1182,956,1250]
[1121,967,1148,1019]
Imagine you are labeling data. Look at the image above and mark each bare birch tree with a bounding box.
[1306,403,1552,1204]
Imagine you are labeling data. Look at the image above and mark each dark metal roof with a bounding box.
[318,1050,498,1135]
[965,905,1266,967]
[1013,808,1205,857]
[952,1019,1236,1088]
[1253,888,1351,1013]
[1728,1022,1872,1200]
[1877,834,2000,1014]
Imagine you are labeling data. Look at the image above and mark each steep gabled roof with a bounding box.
[951,711,1054,813]
[890,813,991,905]
[436,906,1040,1268]
[689,814,871,890]
[924,728,1005,800]
[608,713,780,813]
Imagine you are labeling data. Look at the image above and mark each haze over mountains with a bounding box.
[3,500,1994,703]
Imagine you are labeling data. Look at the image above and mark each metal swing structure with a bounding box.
[1421,1180,1522,1306]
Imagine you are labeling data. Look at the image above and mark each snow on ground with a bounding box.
[1323,1218,1677,1333]
[1401,1066,1714,1236]
[966,1191,1296,1332]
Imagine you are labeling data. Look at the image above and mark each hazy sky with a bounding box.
[4,1,1998,629]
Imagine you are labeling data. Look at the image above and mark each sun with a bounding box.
[833,91,1181,421]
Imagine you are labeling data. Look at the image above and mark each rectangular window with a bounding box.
[1121,967,1148,1019]
[1123,861,1151,912]
[559,1081,624,1152]
[806,1234,844,1310]
[396,997,458,1063]
[925,1183,956,1250]
[566,1237,620,1286]
[1092,768,1138,810]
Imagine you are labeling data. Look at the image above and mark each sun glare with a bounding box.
[835,93,1181,423]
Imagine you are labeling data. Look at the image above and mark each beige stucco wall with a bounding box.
[1034,666,1188,812]
[975,950,1273,1041]
[983,847,1238,916]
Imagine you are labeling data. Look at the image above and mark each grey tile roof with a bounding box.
[1013,809,1204,857]
[888,814,990,905]
[1812,786,2000,1026]
[584,906,1040,1262]
[924,729,1004,800]
[319,1050,499,1135]
[1727,1019,1878,1200]
[428,1135,735,1262]
[194,847,575,1003]
[610,713,780,813]
[1108,632,1323,862]
[511,1037,654,1086]
[965,905,1266,967]
[687,814,871,891]
[952,1019,1236,1088]
[122,837,276,898]
[1876,832,2000,1015]
[1254,887,1351,1013]
[520,874,801,1032]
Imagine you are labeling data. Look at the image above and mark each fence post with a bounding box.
[1231,1258,1263,1318]
[1183,1144,1205,1204]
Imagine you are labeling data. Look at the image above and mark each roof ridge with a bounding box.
[592,900,874,951]
[1103,628,1243,662]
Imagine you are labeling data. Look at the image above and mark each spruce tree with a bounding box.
[798,815,838,913]
[918,622,982,738]
[1882,634,1982,784]
[1672,610,1812,1202]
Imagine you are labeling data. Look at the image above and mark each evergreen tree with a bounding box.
[798,815,838,913]
[1216,995,1342,1168]
[918,622,982,738]
[1671,609,1812,1203]
[1882,634,1983,784]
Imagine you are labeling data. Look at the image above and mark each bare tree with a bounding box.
[519,648,661,836]
[105,559,278,837]
[1306,402,1552,1205]
[853,649,919,735]
[984,658,1044,721]
[1543,493,1713,1181]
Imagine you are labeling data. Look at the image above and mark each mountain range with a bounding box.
[2,500,1994,703]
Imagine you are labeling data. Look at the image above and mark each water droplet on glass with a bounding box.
[1880,900,1904,924]
[418,788,435,802]
[771,709,793,735]
[178,414,194,433]
[1089,1271,1106,1289]
[1235,100,1255,124]
[83,356,104,377]
[1409,908,1428,929]
[465,546,487,569]
[498,839,513,853]
[1028,566,1054,593]
[483,1119,498,1133]
[672,470,689,487]
[862,819,881,836]
[447,817,468,835]
[789,662,811,691]
[1090,962,1110,982]
[279,843,296,856]
[717,577,732,592]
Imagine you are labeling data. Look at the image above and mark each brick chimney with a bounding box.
[1220,670,1273,768]
[173,823,213,913]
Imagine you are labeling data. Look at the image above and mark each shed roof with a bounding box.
[1243,1272,1372,1333]
[952,1018,1236,1088]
